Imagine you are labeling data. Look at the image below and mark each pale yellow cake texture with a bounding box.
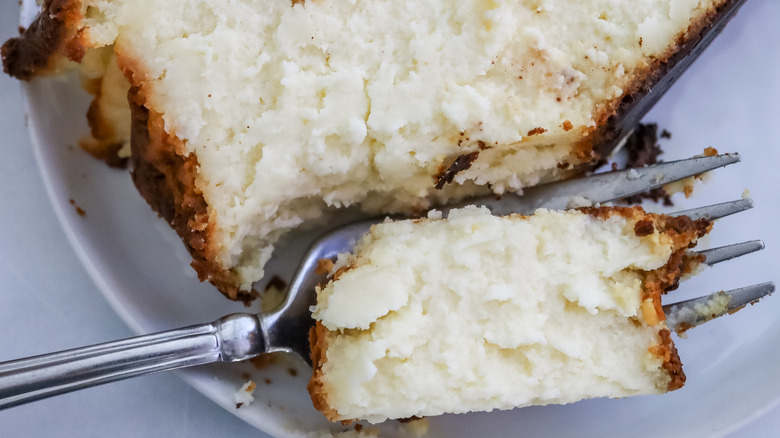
[312,207,685,423]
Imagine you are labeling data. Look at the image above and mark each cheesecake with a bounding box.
[3,0,738,298]
[309,206,711,423]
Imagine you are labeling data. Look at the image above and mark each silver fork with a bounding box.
[0,154,773,410]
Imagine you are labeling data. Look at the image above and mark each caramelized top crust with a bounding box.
[1,0,83,80]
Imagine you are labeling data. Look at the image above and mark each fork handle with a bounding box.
[0,313,265,409]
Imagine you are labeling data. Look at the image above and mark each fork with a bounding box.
[0,153,773,410]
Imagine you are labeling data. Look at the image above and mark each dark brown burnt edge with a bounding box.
[434,151,480,190]
[580,206,712,391]
[658,329,686,391]
[1,0,84,80]
[128,86,257,304]
[571,0,741,170]
[2,0,131,167]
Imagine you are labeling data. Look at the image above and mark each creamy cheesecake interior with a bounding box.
[309,206,711,423]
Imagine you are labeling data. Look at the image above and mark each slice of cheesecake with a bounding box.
[3,0,738,298]
[309,206,711,423]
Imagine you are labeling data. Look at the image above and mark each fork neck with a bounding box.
[214,313,267,362]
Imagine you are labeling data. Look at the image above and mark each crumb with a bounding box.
[234,380,256,408]
[566,195,593,209]
[287,367,298,377]
[316,258,335,275]
[703,147,718,156]
[69,199,87,217]
[434,151,480,190]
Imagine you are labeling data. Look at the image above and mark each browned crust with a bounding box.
[659,328,686,390]
[1,0,84,80]
[570,0,738,169]
[307,321,343,422]
[581,206,710,391]
[128,84,256,303]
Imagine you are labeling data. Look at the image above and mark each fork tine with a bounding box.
[663,282,775,333]
[696,240,765,266]
[672,198,753,221]
[507,154,740,212]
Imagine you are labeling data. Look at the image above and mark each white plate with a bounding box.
[20,1,780,436]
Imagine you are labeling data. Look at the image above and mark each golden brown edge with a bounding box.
[571,0,736,168]
[1,0,85,80]
[581,206,712,391]
[126,73,256,303]
[307,321,345,423]
[0,0,254,300]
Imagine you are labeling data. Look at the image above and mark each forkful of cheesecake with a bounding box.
[0,153,773,423]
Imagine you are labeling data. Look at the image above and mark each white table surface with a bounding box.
[0,2,776,437]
